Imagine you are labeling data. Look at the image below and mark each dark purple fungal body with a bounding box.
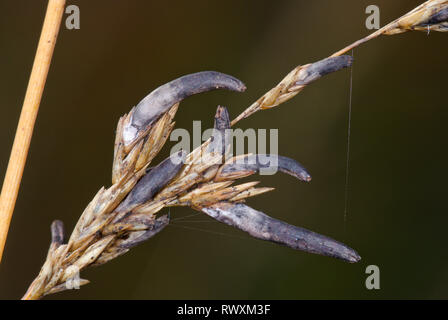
[202,202,360,263]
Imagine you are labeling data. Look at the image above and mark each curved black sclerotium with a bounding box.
[219,154,312,182]
[115,150,187,213]
[202,202,361,263]
[294,55,354,86]
[208,105,231,156]
[123,71,246,145]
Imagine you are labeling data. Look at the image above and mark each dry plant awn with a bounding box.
[22,0,447,299]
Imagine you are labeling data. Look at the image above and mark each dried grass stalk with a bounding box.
[0,0,66,263]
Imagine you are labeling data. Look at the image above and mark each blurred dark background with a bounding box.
[0,0,447,299]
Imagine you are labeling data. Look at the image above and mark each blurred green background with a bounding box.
[0,0,447,299]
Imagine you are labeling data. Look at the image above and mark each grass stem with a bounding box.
[0,0,66,263]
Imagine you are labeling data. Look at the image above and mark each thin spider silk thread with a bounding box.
[168,208,250,241]
[167,224,250,241]
[343,49,354,237]
[171,212,202,222]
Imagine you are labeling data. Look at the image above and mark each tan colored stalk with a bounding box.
[0,0,66,262]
